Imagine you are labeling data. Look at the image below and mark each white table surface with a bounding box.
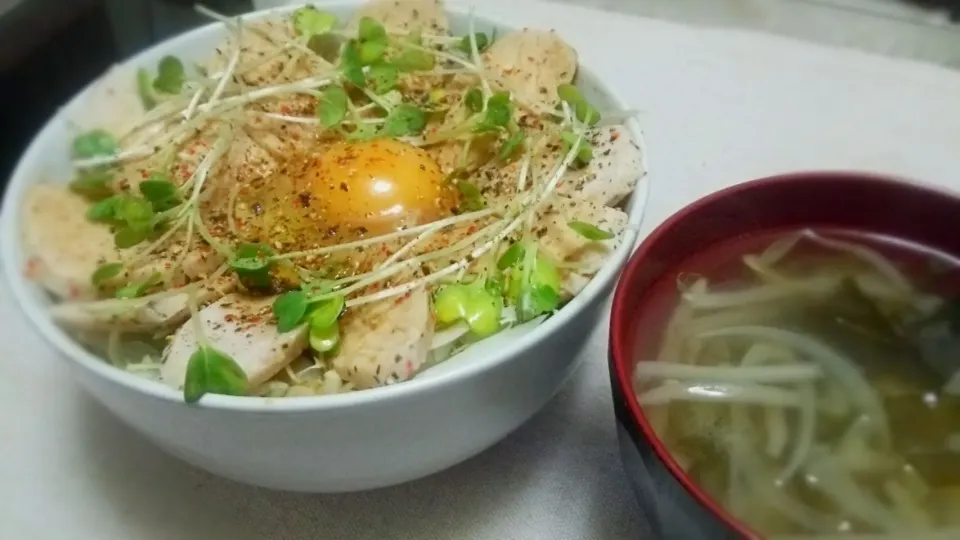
[4,1,960,539]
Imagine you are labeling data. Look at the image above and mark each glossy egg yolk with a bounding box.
[307,139,458,236]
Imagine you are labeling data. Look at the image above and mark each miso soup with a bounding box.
[634,229,960,538]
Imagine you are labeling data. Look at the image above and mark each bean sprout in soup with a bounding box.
[635,229,960,538]
[20,0,642,402]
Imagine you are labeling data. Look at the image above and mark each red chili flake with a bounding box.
[140,170,150,179]
[405,360,414,377]
[23,257,41,279]
[68,284,81,299]
[610,131,621,142]
[467,225,477,234]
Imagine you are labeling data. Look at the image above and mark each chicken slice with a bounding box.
[483,29,577,108]
[51,277,236,333]
[350,0,449,34]
[21,185,120,300]
[160,293,309,391]
[536,194,628,295]
[333,287,434,389]
[557,125,644,207]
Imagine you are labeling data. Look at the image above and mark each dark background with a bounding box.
[0,0,252,191]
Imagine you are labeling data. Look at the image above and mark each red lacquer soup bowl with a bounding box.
[608,171,960,539]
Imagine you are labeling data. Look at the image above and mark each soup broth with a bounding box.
[633,229,960,538]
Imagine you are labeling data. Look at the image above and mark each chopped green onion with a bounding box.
[568,220,615,241]
[309,322,340,353]
[183,346,248,403]
[434,280,503,337]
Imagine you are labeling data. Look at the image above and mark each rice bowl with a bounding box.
[1,0,647,491]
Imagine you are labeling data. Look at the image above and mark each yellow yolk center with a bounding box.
[308,139,458,236]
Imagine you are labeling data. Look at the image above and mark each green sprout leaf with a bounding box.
[273,290,310,332]
[341,40,366,86]
[367,62,399,94]
[309,322,340,353]
[497,242,524,270]
[456,32,490,54]
[86,195,121,223]
[464,88,483,113]
[557,83,600,126]
[393,49,434,72]
[232,243,275,289]
[183,346,248,404]
[115,272,163,299]
[498,131,526,162]
[349,123,379,141]
[568,220,615,241]
[434,280,502,337]
[293,6,337,38]
[137,68,157,110]
[153,56,185,95]
[307,294,345,330]
[72,130,117,159]
[91,262,124,287]
[456,180,485,211]
[139,173,180,212]
[381,104,426,137]
[114,226,150,249]
[358,17,388,65]
[474,92,512,133]
[559,130,593,165]
[316,85,349,128]
[69,169,114,201]
[502,242,563,322]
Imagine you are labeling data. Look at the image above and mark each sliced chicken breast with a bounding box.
[350,0,449,34]
[333,287,434,389]
[51,277,235,333]
[21,185,120,300]
[160,293,308,390]
[557,124,644,207]
[483,29,577,107]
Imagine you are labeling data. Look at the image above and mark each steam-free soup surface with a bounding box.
[634,229,960,538]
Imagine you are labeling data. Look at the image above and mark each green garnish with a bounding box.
[309,322,340,353]
[308,294,345,329]
[72,130,118,159]
[115,272,163,299]
[349,123,379,141]
[231,243,275,289]
[381,104,427,137]
[367,62,399,94]
[137,69,157,110]
[559,130,593,165]
[501,241,562,322]
[86,195,122,223]
[91,262,124,287]
[153,56,185,95]
[556,83,600,126]
[464,88,483,113]
[87,194,161,249]
[568,220,615,241]
[69,169,114,200]
[357,17,388,65]
[434,279,503,337]
[293,6,337,38]
[273,290,309,332]
[498,131,526,161]
[139,173,180,212]
[456,32,490,54]
[474,92,512,133]
[456,180,485,211]
[393,49,434,72]
[316,86,349,128]
[183,346,248,404]
[341,40,366,86]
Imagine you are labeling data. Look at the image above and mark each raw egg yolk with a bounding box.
[307,139,458,236]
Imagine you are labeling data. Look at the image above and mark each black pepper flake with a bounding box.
[340,182,349,192]
[298,192,312,207]
[395,355,402,363]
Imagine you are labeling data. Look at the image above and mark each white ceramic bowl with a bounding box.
[0,1,648,492]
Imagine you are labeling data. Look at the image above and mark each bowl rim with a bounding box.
[608,170,959,538]
[0,0,650,412]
